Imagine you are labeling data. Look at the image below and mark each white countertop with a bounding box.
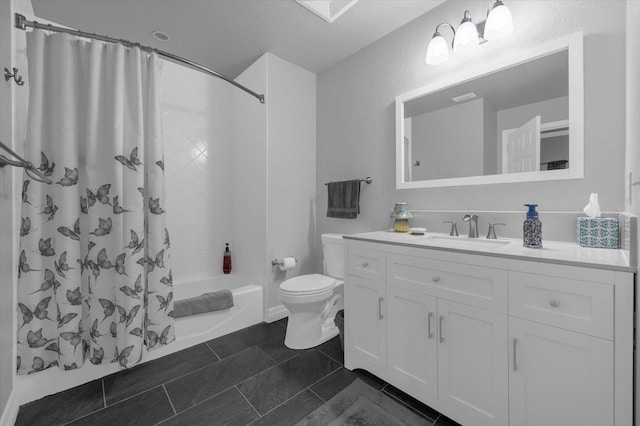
[344,230,635,273]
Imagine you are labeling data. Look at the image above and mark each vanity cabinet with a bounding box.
[386,286,437,401]
[508,271,615,426]
[344,237,634,426]
[344,247,387,376]
[437,299,508,426]
[508,318,613,426]
[386,253,509,425]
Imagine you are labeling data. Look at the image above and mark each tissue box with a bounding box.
[577,217,619,248]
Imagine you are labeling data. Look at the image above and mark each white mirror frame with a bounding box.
[396,32,584,189]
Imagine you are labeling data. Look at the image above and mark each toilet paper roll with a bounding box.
[279,257,296,271]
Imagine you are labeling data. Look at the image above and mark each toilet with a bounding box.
[279,234,344,349]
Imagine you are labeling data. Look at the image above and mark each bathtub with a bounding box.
[16,275,263,404]
[170,275,264,352]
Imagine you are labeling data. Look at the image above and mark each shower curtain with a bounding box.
[16,29,174,375]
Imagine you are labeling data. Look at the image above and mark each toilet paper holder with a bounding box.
[271,257,297,267]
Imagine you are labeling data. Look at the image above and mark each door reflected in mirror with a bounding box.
[396,33,583,189]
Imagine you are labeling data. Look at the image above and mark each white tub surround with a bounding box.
[232,53,317,323]
[343,231,635,426]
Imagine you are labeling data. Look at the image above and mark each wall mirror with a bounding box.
[396,33,583,189]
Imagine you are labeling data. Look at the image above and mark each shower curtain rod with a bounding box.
[14,13,265,104]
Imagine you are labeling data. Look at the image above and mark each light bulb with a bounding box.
[484,1,513,40]
[425,33,449,65]
[453,18,479,53]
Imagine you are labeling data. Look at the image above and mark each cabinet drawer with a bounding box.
[348,247,386,282]
[509,272,613,340]
[387,254,508,313]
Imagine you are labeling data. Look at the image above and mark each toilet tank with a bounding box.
[321,233,344,279]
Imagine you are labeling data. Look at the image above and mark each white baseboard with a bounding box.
[265,305,288,323]
[1,391,18,426]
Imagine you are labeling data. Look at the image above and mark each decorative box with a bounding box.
[577,217,619,248]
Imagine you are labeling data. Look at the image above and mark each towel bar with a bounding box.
[324,177,372,186]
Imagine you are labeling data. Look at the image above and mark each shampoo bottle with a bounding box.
[223,243,232,274]
[523,204,542,248]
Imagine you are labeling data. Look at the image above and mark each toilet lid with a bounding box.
[280,274,336,295]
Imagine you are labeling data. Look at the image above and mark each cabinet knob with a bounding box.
[549,298,560,308]
[362,261,369,267]
[432,276,440,283]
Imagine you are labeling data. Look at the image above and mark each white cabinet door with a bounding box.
[387,286,438,403]
[345,275,387,373]
[509,318,614,426]
[438,300,508,426]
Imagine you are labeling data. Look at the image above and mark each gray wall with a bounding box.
[316,0,626,249]
[411,98,484,181]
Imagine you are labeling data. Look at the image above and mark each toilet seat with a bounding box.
[279,274,336,296]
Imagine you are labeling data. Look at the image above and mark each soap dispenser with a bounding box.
[523,204,542,248]
[223,243,232,274]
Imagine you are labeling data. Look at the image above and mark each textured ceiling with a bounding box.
[31,0,445,78]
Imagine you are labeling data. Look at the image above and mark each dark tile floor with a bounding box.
[15,319,461,426]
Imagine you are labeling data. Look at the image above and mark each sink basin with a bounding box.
[418,235,511,251]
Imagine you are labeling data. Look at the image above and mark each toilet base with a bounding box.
[284,312,340,350]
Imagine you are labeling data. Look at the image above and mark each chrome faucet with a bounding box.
[486,223,506,239]
[463,214,479,238]
[443,221,459,236]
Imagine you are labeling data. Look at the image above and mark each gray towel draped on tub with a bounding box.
[327,179,361,219]
[173,290,234,318]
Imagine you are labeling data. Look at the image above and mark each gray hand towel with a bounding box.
[173,290,234,318]
[327,179,361,219]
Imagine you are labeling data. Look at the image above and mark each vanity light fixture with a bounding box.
[425,0,513,65]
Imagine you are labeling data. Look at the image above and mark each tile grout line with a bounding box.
[253,343,301,365]
[244,384,314,422]
[235,351,301,386]
[149,345,291,421]
[234,384,261,419]
[204,341,221,361]
[317,348,344,366]
[101,379,107,409]
[162,384,177,416]
[58,380,111,426]
[307,387,326,402]
[235,347,336,393]
[104,346,221,407]
[253,344,280,364]
[108,345,237,407]
[237,353,342,421]
[159,383,252,422]
[98,382,185,416]
[308,364,343,390]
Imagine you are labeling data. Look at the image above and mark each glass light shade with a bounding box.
[453,20,479,53]
[392,202,413,219]
[425,34,449,65]
[484,3,513,40]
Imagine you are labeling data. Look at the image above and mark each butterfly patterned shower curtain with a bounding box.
[16,29,174,375]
